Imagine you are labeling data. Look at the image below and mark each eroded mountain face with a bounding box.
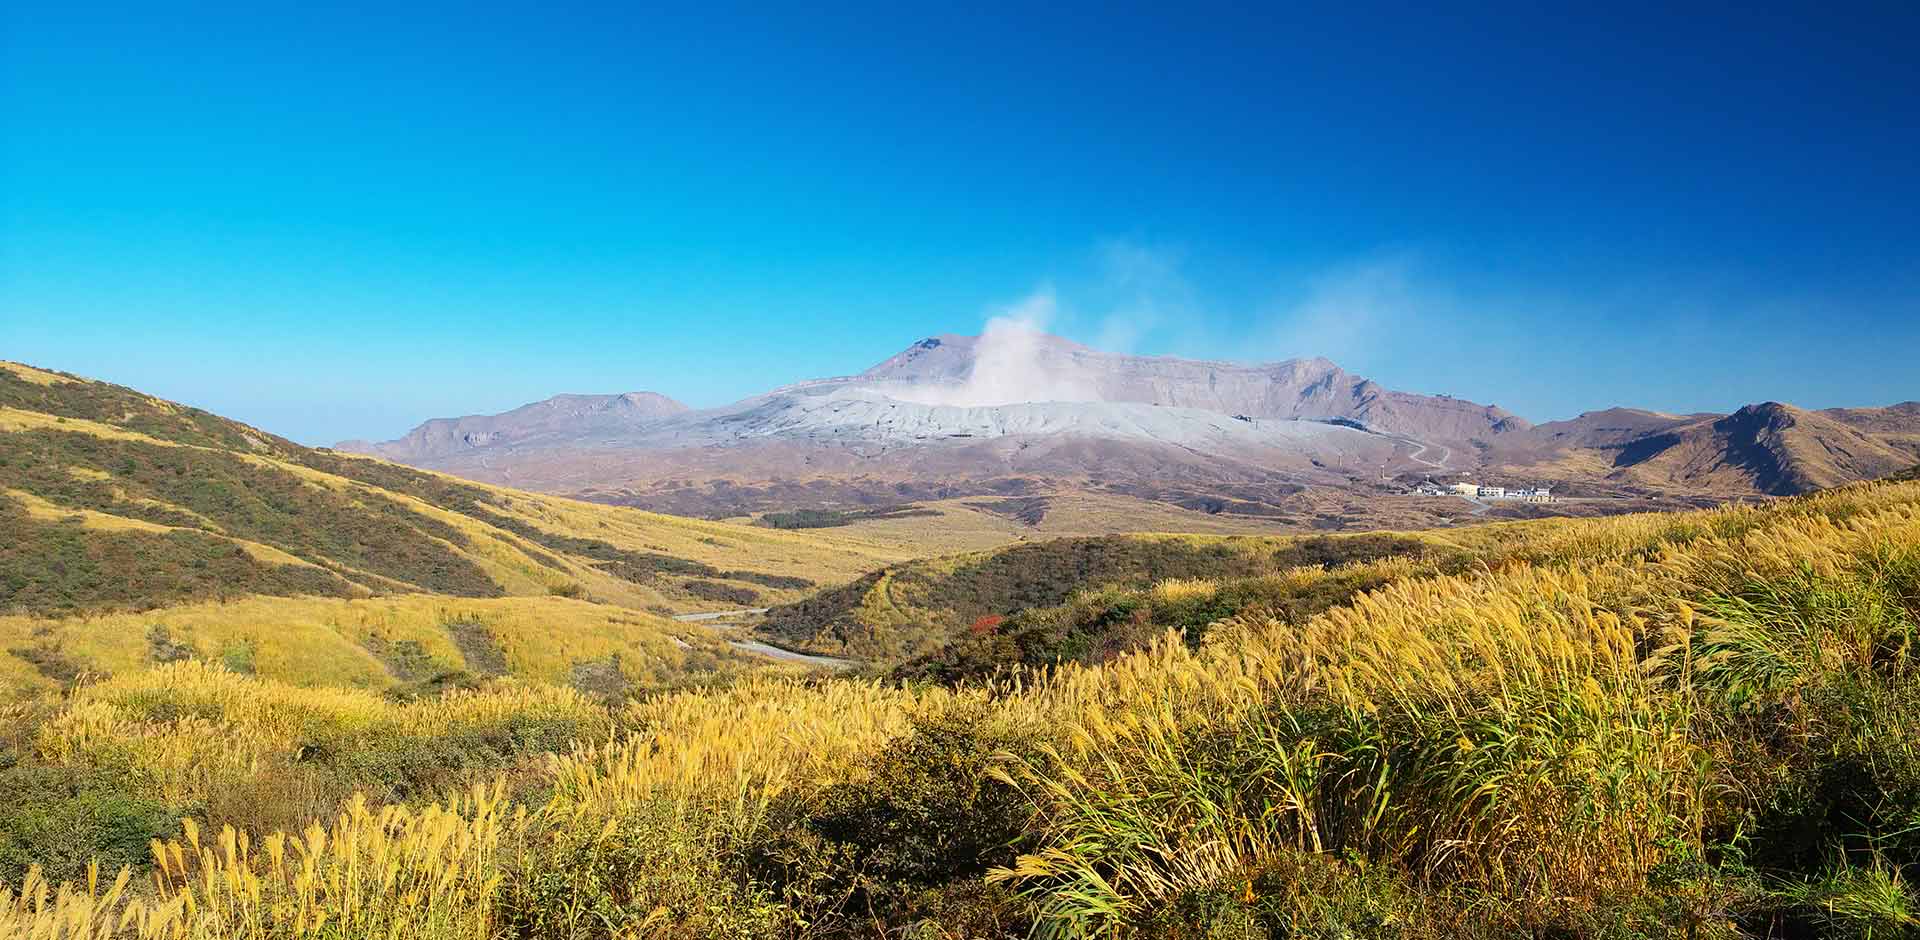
[860,333,1525,441]
[339,332,1920,518]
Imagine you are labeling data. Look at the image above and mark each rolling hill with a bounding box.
[0,360,918,698]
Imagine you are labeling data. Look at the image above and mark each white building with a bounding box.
[1477,485,1505,498]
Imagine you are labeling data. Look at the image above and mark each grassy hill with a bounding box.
[760,531,1436,661]
[6,477,1920,936]
[760,514,1690,668]
[0,361,913,696]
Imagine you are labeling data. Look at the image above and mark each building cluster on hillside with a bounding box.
[1414,480,1554,502]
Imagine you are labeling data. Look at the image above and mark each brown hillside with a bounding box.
[1608,402,1918,495]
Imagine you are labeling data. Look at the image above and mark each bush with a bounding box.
[0,766,177,886]
[752,707,1036,933]
[502,799,791,939]
[685,579,761,606]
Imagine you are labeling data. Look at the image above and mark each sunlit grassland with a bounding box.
[0,363,69,387]
[0,593,769,700]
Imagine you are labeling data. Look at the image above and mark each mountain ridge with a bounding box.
[337,334,1920,516]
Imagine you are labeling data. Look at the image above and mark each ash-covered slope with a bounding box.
[861,333,1526,442]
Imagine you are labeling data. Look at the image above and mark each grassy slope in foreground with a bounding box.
[0,361,914,695]
[6,479,1920,936]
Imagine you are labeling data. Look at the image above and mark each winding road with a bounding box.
[671,608,856,670]
[1399,436,1452,471]
[725,639,856,669]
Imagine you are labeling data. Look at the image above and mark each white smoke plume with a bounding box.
[893,288,1101,407]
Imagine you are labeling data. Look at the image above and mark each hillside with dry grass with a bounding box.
[0,361,924,697]
[6,476,1920,937]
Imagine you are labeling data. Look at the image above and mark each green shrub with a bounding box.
[0,766,177,886]
[502,799,791,939]
[685,579,760,606]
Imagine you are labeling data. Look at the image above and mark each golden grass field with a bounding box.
[0,594,785,700]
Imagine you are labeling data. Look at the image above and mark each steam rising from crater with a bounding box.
[892,289,1101,407]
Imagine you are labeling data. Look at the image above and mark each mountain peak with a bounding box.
[338,390,686,460]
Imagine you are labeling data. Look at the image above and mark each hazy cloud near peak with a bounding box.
[1260,254,1428,366]
[1090,239,1194,354]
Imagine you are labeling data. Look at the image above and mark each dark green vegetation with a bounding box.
[893,562,1409,683]
[0,496,354,615]
[0,428,502,603]
[0,763,176,888]
[757,505,942,529]
[685,579,760,605]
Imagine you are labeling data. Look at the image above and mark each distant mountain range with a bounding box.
[339,331,1920,517]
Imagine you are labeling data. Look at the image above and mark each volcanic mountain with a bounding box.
[341,331,1920,517]
[341,332,1535,516]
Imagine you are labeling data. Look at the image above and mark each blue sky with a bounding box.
[3,2,1916,444]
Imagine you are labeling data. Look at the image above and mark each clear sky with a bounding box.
[3,2,1916,444]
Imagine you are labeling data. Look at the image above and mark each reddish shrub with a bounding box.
[969,615,1005,636]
